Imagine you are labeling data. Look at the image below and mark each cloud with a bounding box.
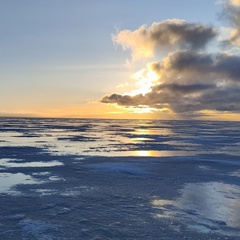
[101,83,240,113]
[102,2,240,118]
[101,82,215,111]
[101,50,240,114]
[153,83,215,94]
[214,53,240,80]
[113,19,217,61]
[151,50,240,82]
[220,0,240,46]
[101,93,142,106]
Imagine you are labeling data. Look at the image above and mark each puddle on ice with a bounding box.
[0,172,40,194]
[179,182,240,228]
[152,182,240,236]
[0,158,63,168]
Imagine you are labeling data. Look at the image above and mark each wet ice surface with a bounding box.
[152,182,240,236]
[0,118,240,239]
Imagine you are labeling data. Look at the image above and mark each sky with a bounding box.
[1,0,240,120]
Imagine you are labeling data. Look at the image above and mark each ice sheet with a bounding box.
[0,118,240,239]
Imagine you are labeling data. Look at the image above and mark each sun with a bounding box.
[127,68,159,96]
[115,67,159,115]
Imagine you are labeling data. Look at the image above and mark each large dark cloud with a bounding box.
[101,82,216,110]
[153,83,215,94]
[155,50,213,73]
[143,20,217,50]
[101,83,240,113]
[215,54,240,80]
[199,86,240,112]
[152,50,240,82]
[101,50,240,114]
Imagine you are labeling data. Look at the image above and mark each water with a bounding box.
[0,118,240,239]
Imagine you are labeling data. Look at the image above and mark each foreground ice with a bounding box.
[0,118,240,239]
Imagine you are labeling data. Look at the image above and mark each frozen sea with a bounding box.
[0,118,240,240]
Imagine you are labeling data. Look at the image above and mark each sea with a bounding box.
[0,118,240,239]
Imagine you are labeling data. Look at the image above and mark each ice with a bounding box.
[84,162,147,175]
[18,218,57,240]
[179,182,240,228]
[0,118,240,239]
[231,170,240,177]
[151,182,240,236]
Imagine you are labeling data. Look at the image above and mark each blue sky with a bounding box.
[2,0,238,119]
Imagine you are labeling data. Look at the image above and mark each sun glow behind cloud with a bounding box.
[230,0,240,5]
[128,67,159,96]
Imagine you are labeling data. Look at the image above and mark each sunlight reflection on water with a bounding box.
[0,118,239,157]
[179,182,240,228]
[132,127,173,136]
[133,150,193,157]
[0,172,40,194]
[152,182,240,236]
[0,159,63,168]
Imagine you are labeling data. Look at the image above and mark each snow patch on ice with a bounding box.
[48,176,64,181]
[197,165,211,171]
[34,189,58,196]
[61,186,96,196]
[33,186,96,196]
[231,170,240,178]
[32,172,51,176]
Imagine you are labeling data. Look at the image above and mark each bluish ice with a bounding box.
[0,118,240,239]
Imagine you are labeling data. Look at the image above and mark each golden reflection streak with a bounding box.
[135,150,162,157]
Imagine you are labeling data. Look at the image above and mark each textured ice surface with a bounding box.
[18,218,57,240]
[0,118,240,239]
[84,162,147,175]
